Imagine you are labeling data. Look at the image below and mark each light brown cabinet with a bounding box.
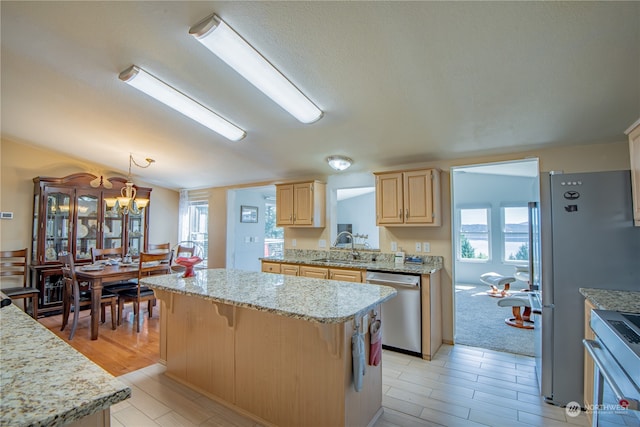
[299,265,329,279]
[329,268,363,282]
[584,298,596,424]
[280,264,300,276]
[262,261,364,283]
[275,181,326,227]
[374,169,441,226]
[261,262,281,274]
[625,118,640,226]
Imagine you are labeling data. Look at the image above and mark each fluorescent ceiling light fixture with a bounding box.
[189,14,323,124]
[327,155,353,171]
[119,65,246,141]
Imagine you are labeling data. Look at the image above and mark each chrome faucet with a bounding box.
[333,231,360,259]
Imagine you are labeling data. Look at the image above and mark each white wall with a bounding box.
[452,172,539,284]
[226,188,271,272]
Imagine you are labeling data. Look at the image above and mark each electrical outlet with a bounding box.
[391,241,398,252]
[415,242,422,252]
[423,242,430,253]
[318,239,326,248]
[292,239,297,247]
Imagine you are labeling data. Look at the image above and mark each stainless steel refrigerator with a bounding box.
[534,170,640,407]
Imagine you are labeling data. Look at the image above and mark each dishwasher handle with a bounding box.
[366,278,420,288]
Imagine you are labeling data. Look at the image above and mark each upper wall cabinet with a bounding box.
[276,181,326,227]
[625,118,640,226]
[374,169,441,226]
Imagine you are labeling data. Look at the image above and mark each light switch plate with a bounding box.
[318,239,326,248]
[415,242,422,252]
[423,242,430,253]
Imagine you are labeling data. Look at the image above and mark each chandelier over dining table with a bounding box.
[97,154,154,215]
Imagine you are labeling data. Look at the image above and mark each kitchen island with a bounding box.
[140,268,396,427]
[0,292,130,427]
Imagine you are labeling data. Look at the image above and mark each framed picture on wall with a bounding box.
[240,205,258,223]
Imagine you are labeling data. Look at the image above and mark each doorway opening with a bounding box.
[450,159,540,356]
[226,185,282,272]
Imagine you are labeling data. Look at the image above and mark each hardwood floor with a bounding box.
[38,306,160,376]
[39,309,592,426]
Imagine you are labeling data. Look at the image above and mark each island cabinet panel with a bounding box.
[300,265,329,279]
[156,290,383,427]
[163,295,235,402]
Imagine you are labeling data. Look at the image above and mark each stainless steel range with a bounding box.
[584,310,640,426]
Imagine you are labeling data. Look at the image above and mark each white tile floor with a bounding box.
[112,344,593,427]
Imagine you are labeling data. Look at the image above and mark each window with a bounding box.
[264,200,283,257]
[458,208,490,261]
[503,206,529,262]
[179,189,209,267]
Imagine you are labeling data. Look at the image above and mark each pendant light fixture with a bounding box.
[189,14,323,124]
[103,154,154,214]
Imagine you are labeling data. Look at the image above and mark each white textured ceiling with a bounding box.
[1,1,639,190]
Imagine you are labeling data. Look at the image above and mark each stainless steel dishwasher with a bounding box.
[366,271,421,356]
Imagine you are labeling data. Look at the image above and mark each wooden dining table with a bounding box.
[74,262,170,340]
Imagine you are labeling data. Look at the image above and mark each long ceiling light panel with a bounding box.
[189,14,323,124]
[118,65,246,141]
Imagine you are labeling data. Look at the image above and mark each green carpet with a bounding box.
[454,284,534,356]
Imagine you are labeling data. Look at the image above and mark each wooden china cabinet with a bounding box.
[30,173,151,314]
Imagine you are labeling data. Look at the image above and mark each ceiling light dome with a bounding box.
[327,156,353,171]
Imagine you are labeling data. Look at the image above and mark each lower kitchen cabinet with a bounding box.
[261,262,281,274]
[421,271,442,360]
[280,264,299,276]
[584,299,596,424]
[329,268,363,282]
[299,265,329,279]
[261,261,364,283]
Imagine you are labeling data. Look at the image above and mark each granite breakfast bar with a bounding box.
[140,268,397,427]
[0,292,130,427]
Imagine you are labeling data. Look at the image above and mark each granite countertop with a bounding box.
[261,255,442,275]
[0,294,131,427]
[579,288,640,313]
[140,268,397,324]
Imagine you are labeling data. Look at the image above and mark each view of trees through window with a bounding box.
[459,206,530,262]
[503,206,529,261]
[459,208,489,260]
[264,202,283,257]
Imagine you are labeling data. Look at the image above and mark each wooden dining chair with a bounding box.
[1,248,39,318]
[90,247,138,293]
[58,253,118,340]
[118,251,170,332]
[148,242,173,266]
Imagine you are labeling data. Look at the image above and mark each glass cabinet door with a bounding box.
[103,200,124,250]
[32,193,39,262]
[127,210,145,256]
[75,191,100,261]
[44,188,73,262]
